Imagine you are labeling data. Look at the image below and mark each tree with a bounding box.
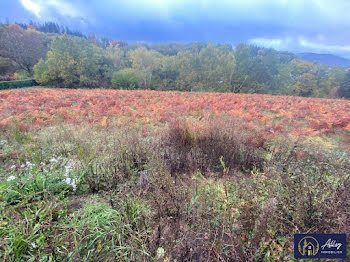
[291,73,317,97]
[111,68,138,89]
[339,70,350,98]
[167,43,235,92]
[152,55,179,90]
[172,51,199,91]
[88,33,97,45]
[101,37,111,49]
[106,44,129,69]
[0,24,48,73]
[36,22,61,34]
[128,47,162,89]
[290,59,314,77]
[34,34,113,88]
[196,42,235,92]
[0,57,18,75]
[151,42,186,56]
[232,43,275,93]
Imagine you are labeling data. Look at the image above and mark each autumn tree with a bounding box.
[0,24,48,73]
[291,73,317,97]
[88,33,97,45]
[106,44,129,69]
[290,59,314,77]
[0,56,18,75]
[34,34,113,88]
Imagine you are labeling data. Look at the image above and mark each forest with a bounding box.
[1,22,350,98]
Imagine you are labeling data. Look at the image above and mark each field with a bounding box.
[1,88,350,136]
[1,88,350,261]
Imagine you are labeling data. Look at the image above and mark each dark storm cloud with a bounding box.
[1,0,350,57]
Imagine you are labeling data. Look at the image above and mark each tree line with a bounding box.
[1,23,350,98]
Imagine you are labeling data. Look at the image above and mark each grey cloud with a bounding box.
[1,0,350,57]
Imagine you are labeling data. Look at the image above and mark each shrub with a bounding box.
[0,79,37,90]
[111,68,139,89]
[0,74,15,81]
[74,127,160,193]
[16,70,31,80]
[161,119,265,175]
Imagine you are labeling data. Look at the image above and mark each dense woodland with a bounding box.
[1,22,350,98]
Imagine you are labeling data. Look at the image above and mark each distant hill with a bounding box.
[299,53,350,68]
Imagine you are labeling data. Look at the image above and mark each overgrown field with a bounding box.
[1,88,350,261]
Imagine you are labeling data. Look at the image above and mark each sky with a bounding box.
[1,0,350,58]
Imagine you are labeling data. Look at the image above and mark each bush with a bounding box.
[77,128,159,193]
[0,74,15,81]
[16,70,31,80]
[0,79,37,90]
[161,119,265,175]
[111,68,139,89]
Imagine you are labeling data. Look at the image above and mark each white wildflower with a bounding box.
[156,247,165,259]
[71,180,77,192]
[50,158,58,163]
[64,177,71,184]
[62,160,77,191]
[10,165,16,169]
[26,161,34,167]
[7,175,16,182]
[63,175,77,191]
